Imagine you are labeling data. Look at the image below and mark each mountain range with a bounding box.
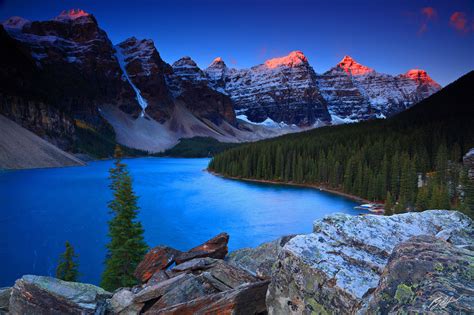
[0,9,441,158]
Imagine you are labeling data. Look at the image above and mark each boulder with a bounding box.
[171,257,217,273]
[152,280,270,314]
[9,275,111,315]
[170,258,258,289]
[367,235,474,314]
[227,234,296,279]
[0,287,11,313]
[266,210,473,314]
[110,256,261,313]
[147,270,173,286]
[175,233,229,265]
[134,273,222,312]
[134,246,182,283]
[108,288,144,315]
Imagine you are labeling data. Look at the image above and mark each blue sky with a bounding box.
[1,0,473,85]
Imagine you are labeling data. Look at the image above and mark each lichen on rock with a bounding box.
[266,210,473,314]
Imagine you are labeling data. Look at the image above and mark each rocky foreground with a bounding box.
[1,210,472,314]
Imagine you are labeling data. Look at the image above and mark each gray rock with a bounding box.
[108,288,144,315]
[266,210,473,314]
[137,273,221,312]
[227,234,296,279]
[171,257,217,273]
[0,287,11,313]
[153,280,270,314]
[367,235,474,314]
[9,275,111,315]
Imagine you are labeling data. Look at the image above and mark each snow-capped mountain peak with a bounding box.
[403,69,441,88]
[2,16,31,30]
[55,9,91,21]
[337,55,374,76]
[208,57,227,69]
[172,56,208,83]
[264,50,308,69]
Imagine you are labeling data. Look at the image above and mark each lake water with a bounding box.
[0,158,362,286]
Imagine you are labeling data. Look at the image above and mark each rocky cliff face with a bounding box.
[168,56,236,125]
[0,10,141,151]
[317,56,442,121]
[115,37,174,122]
[1,10,241,155]
[205,51,331,126]
[205,53,441,126]
[3,10,140,118]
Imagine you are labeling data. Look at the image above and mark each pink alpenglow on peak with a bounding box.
[55,9,91,21]
[403,69,441,88]
[209,57,226,67]
[264,51,308,69]
[337,55,374,76]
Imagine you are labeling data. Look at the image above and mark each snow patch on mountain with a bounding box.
[115,46,148,116]
[236,114,295,128]
[2,16,31,30]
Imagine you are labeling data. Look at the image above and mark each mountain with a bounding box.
[209,70,474,216]
[205,51,330,126]
[205,53,441,126]
[318,56,441,122]
[0,10,264,156]
[0,9,442,159]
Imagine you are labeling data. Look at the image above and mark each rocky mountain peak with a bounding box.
[337,55,374,76]
[208,57,227,69]
[117,37,155,53]
[54,9,91,22]
[173,56,198,68]
[2,16,31,30]
[403,69,441,88]
[264,50,308,69]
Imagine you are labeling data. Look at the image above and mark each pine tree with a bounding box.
[460,168,474,218]
[384,191,394,216]
[101,146,148,291]
[415,187,429,211]
[56,241,79,282]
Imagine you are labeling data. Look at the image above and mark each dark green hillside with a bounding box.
[209,71,474,217]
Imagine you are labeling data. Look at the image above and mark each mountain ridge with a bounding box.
[0,9,442,157]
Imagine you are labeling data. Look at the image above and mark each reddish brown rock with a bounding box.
[134,246,182,283]
[149,280,270,315]
[175,233,229,265]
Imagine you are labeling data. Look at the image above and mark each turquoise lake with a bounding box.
[0,158,363,286]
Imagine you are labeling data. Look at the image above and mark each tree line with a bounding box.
[209,117,474,217]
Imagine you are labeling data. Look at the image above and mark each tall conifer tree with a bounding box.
[101,146,148,291]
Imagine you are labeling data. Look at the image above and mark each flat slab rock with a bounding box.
[175,232,229,264]
[367,235,474,314]
[9,275,111,315]
[227,235,296,279]
[152,280,270,315]
[266,210,473,314]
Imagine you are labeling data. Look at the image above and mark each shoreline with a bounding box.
[207,170,371,204]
